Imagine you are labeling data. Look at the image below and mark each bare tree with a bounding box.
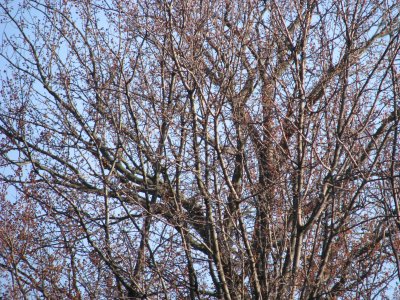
[1,0,400,299]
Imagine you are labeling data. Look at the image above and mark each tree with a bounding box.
[0,0,400,298]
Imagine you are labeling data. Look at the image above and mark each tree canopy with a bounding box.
[1,0,400,299]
